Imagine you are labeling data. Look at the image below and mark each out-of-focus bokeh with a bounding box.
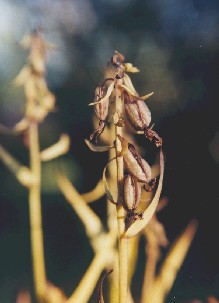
[0,0,219,302]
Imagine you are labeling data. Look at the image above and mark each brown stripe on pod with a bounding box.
[123,143,152,183]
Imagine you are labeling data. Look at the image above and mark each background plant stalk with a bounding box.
[28,121,47,303]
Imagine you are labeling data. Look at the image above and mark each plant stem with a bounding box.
[108,127,119,303]
[115,84,128,303]
[141,236,159,303]
[28,122,47,303]
[66,251,113,303]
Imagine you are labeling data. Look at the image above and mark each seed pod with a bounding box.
[90,86,109,142]
[123,143,152,183]
[124,90,151,130]
[124,90,162,147]
[94,86,109,121]
[123,174,141,212]
[117,135,156,192]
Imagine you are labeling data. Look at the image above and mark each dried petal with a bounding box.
[85,139,113,152]
[123,74,138,96]
[103,157,117,205]
[112,50,125,66]
[141,92,154,100]
[89,82,114,106]
[90,121,106,142]
[144,127,163,148]
[123,63,140,73]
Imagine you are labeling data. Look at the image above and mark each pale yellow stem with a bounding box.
[66,251,114,303]
[28,122,47,303]
[141,233,160,303]
[128,235,140,286]
[0,144,36,189]
[108,144,119,303]
[150,219,198,303]
[56,173,102,243]
[0,144,21,173]
[81,179,105,203]
[115,84,128,303]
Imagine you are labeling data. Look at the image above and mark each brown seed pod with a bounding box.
[124,90,162,147]
[123,143,152,183]
[94,86,109,121]
[123,174,141,212]
[117,135,156,191]
[124,90,151,130]
[90,83,113,142]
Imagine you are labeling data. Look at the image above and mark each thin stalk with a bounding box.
[66,252,113,303]
[108,136,119,303]
[141,236,159,303]
[28,122,47,303]
[115,84,128,303]
[0,145,21,173]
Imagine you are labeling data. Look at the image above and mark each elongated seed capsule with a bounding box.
[124,90,151,130]
[90,86,109,142]
[123,174,141,212]
[94,86,109,121]
[124,90,162,147]
[123,144,152,183]
[117,135,152,184]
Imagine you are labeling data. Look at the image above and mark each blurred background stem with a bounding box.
[28,121,47,303]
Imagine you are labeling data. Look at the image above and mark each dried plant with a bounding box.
[0,32,199,303]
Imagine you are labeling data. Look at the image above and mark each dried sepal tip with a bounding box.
[123,63,140,73]
[85,139,113,152]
